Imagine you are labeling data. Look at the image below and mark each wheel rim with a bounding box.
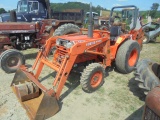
[90,71,103,88]
[128,49,138,67]
[6,56,21,68]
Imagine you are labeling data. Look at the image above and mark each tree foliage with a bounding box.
[149,3,159,18]
[0,8,6,14]
[50,2,107,15]
[139,3,160,19]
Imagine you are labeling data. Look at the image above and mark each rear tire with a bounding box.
[53,23,80,36]
[80,63,105,93]
[134,59,160,95]
[115,40,140,73]
[0,49,25,73]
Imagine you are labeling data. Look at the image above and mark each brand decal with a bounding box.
[86,40,102,46]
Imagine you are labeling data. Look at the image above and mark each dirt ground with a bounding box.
[0,38,160,120]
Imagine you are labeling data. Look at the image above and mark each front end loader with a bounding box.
[11,4,144,119]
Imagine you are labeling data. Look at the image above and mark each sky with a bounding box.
[0,0,160,11]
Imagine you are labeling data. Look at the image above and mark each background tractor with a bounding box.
[134,59,160,119]
[0,0,84,73]
[142,20,160,44]
[134,59,160,95]
[10,4,144,119]
[142,85,160,120]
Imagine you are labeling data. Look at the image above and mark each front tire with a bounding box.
[115,40,140,73]
[0,49,25,73]
[80,63,105,93]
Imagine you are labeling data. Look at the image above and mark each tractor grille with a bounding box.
[143,106,160,120]
[56,49,67,65]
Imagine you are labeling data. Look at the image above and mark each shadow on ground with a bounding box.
[125,106,144,120]
[60,71,81,101]
[25,52,38,59]
[128,77,146,101]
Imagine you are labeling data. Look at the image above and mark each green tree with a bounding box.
[50,2,107,15]
[149,3,159,18]
[0,8,6,14]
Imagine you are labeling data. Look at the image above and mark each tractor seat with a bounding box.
[110,26,121,41]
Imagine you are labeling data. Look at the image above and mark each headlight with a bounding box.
[64,41,74,48]
[56,38,74,49]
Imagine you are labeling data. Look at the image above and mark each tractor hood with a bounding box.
[57,32,103,43]
[56,33,103,49]
[58,34,89,43]
[0,22,37,34]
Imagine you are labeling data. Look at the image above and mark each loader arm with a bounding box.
[11,36,79,119]
[13,36,79,99]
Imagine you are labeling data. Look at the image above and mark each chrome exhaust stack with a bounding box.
[88,2,93,38]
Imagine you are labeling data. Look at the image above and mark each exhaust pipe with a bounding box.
[10,10,17,22]
[88,3,93,38]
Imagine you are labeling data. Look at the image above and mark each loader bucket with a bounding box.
[11,69,60,120]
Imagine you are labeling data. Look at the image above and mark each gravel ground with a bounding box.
[0,38,159,120]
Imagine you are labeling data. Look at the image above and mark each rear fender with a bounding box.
[110,35,130,59]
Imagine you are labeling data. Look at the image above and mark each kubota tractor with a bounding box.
[10,4,144,119]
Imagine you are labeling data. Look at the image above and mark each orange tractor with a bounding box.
[11,5,144,119]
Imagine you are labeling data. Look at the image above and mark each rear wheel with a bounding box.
[53,23,80,36]
[80,63,105,93]
[115,40,140,73]
[134,59,160,95]
[0,49,25,73]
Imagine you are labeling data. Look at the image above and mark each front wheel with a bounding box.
[0,49,25,73]
[115,40,140,74]
[80,63,105,93]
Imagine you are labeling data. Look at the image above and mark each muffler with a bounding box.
[11,69,60,120]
